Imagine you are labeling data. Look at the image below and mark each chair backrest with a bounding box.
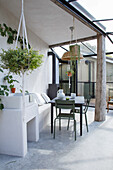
[55,99,75,110]
[84,95,91,114]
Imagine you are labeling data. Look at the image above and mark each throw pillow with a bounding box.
[32,93,46,106]
[41,93,50,103]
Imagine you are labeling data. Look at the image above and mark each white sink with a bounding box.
[1,93,32,109]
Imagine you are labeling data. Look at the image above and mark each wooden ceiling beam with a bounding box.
[49,35,97,48]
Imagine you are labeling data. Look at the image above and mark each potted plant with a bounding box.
[4,75,19,93]
[0,47,43,100]
[0,48,43,74]
[66,69,74,77]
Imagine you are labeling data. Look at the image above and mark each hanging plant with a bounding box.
[0,47,43,75]
[66,69,74,77]
[69,44,80,61]
[0,47,43,110]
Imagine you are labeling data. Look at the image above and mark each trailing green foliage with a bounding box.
[0,68,3,72]
[0,85,9,96]
[0,23,31,49]
[0,48,43,75]
[0,103,4,110]
[0,84,9,110]
[69,44,80,61]
[0,74,19,110]
[4,75,19,89]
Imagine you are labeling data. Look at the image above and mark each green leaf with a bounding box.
[5,92,9,96]
[7,36,14,44]
[1,85,8,90]
[0,103,4,110]
[0,68,3,72]
[3,23,7,28]
[0,90,4,95]
[9,84,14,89]
[0,47,43,75]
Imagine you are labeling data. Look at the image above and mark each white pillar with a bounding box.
[95,34,106,121]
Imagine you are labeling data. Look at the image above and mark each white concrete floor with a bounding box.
[0,107,113,170]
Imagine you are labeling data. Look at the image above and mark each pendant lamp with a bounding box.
[62,19,83,61]
[61,17,83,89]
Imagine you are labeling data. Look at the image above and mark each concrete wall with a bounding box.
[0,4,51,94]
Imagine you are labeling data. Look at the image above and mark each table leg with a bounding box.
[80,104,82,136]
[51,103,53,133]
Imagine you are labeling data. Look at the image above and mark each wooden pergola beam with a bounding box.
[49,35,97,48]
[95,34,106,121]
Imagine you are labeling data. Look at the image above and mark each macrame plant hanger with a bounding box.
[68,17,75,89]
[15,0,29,121]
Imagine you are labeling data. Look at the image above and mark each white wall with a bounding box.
[56,58,59,84]
[0,4,51,94]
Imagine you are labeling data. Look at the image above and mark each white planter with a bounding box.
[1,93,31,109]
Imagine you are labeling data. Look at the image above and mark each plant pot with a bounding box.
[67,72,72,77]
[11,88,16,93]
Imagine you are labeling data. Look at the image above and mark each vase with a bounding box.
[57,89,65,99]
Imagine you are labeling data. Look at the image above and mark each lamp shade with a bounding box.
[62,44,83,61]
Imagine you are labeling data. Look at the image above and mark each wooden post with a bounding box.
[95,34,106,121]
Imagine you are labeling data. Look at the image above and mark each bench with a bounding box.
[32,93,51,132]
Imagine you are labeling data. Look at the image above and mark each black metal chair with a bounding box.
[68,96,91,132]
[54,99,76,140]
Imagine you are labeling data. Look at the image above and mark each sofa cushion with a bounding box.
[41,93,50,103]
[32,93,46,106]
[38,103,51,114]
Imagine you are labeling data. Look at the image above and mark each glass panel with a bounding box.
[106,83,113,99]
[59,82,70,95]
[59,64,69,81]
[106,62,113,82]
[54,45,69,59]
[80,40,97,55]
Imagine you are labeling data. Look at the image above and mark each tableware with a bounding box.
[57,89,65,99]
[71,93,76,99]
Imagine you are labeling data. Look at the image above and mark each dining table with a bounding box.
[49,96,85,136]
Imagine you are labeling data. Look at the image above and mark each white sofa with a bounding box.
[38,103,51,132]
[32,93,51,132]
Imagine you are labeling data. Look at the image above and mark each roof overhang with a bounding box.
[0,0,106,47]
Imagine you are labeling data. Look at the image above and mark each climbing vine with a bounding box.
[0,23,31,49]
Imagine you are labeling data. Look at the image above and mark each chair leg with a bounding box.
[85,113,88,132]
[67,111,72,130]
[67,117,70,130]
[59,117,61,131]
[107,103,109,113]
[74,120,76,141]
[53,118,56,139]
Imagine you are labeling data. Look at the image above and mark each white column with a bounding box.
[95,34,106,121]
